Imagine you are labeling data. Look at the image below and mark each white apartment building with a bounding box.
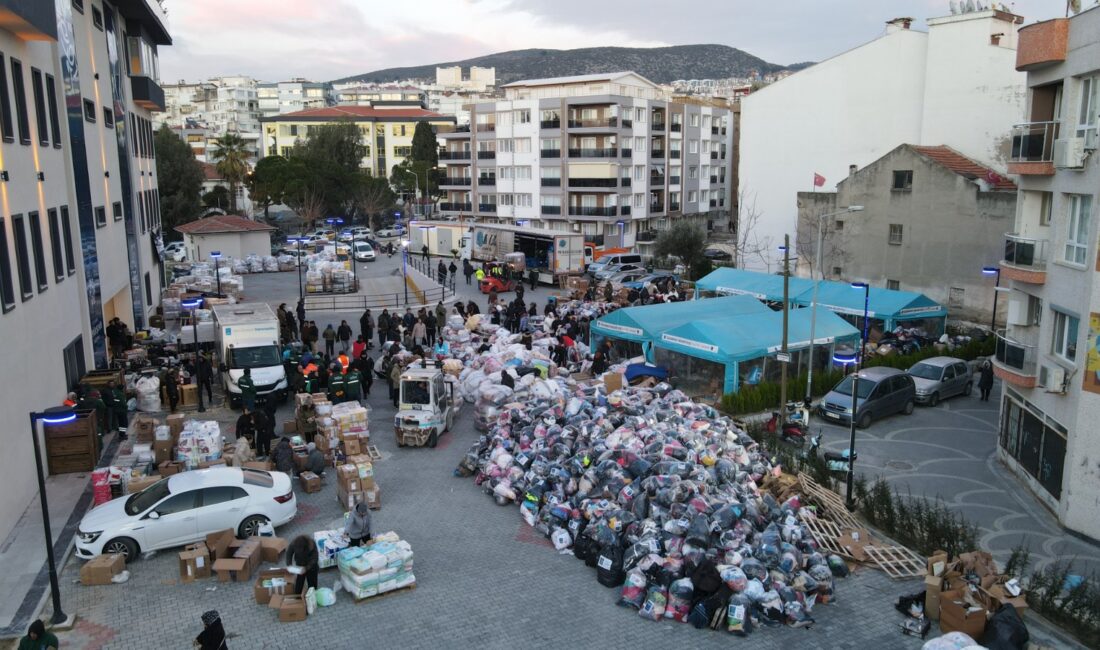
[333,84,426,107]
[160,76,261,161]
[257,78,333,118]
[994,6,1100,541]
[435,66,495,91]
[437,72,734,250]
[740,10,1027,271]
[0,0,169,542]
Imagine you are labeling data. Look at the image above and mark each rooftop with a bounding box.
[261,106,451,121]
[175,214,276,235]
[911,145,1017,191]
[200,162,222,181]
[501,71,658,89]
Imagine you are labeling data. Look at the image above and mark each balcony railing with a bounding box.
[478,203,497,213]
[1003,233,1048,269]
[651,122,665,131]
[710,175,718,184]
[476,124,495,132]
[477,151,496,160]
[994,329,1038,385]
[651,149,665,158]
[568,117,618,128]
[569,206,618,217]
[541,206,561,215]
[568,148,617,158]
[637,230,659,242]
[568,178,617,188]
[478,177,496,186]
[669,176,680,185]
[439,151,471,160]
[650,176,665,185]
[540,119,560,129]
[441,177,471,186]
[439,202,472,212]
[669,202,681,211]
[620,178,631,188]
[540,149,561,158]
[670,123,682,132]
[621,148,632,157]
[1010,121,1058,164]
[650,204,665,213]
[540,178,561,187]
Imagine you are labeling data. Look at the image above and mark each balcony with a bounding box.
[540,119,561,129]
[650,203,666,213]
[569,206,618,217]
[637,230,659,243]
[439,151,471,161]
[478,203,497,213]
[439,202,472,212]
[651,149,665,158]
[1016,18,1068,71]
[477,176,496,186]
[1008,122,1058,175]
[477,151,496,160]
[992,329,1038,389]
[669,202,681,211]
[131,76,166,112]
[650,176,665,186]
[621,148,632,157]
[568,148,617,158]
[669,176,680,185]
[476,124,495,132]
[441,177,472,186]
[541,206,561,215]
[620,178,631,188]
[710,151,718,159]
[1001,233,1048,284]
[568,117,618,129]
[540,178,561,187]
[568,178,618,189]
[670,123,682,133]
[651,122,665,131]
[540,149,561,159]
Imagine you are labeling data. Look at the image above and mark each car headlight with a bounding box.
[845,407,853,414]
[79,530,102,544]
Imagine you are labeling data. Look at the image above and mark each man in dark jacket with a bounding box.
[196,352,214,403]
[337,320,353,354]
[296,298,306,328]
[360,309,374,349]
[437,260,447,286]
[272,437,294,474]
[253,407,273,457]
[164,368,180,412]
[377,310,391,348]
[463,259,473,285]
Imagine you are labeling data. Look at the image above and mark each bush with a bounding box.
[859,478,977,557]
[1025,560,1100,645]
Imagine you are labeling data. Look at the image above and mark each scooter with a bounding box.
[765,409,808,446]
[806,434,857,474]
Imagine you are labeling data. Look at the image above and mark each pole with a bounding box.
[194,308,205,412]
[780,234,790,423]
[846,367,858,510]
[859,285,870,372]
[990,270,1001,332]
[296,238,303,304]
[29,414,66,624]
[805,216,825,401]
[214,257,221,296]
[402,245,409,305]
[413,175,420,218]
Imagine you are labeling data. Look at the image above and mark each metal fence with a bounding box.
[303,256,457,311]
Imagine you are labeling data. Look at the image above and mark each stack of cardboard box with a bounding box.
[925,549,1028,639]
[80,553,125,585]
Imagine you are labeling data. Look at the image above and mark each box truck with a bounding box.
[407,221,470,258]
[212,303,288,407]
[469,224,589,285]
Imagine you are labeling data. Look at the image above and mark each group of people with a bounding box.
[62,380,128,440]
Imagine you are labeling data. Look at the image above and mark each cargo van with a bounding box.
[588,253,643,276]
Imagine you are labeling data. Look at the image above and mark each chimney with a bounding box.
[849,164,858,177]
[885,17,914,33]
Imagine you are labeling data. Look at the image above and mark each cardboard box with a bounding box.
[205,529,235,562]
[181,384,198,406]
[345,454,372,466]
[154,438,175,465]
[130,414,158,442]
[299,471,322,493]
[271,594,308,622]
[254,568,297,605]
[927,550,950,577]
[80,553,125,585]
[603,372,623,392]
[365,485,381,510]
[283,420,298,434]
[256,536,288,564]
[958,551,998,579]
[939,589,988,638]
[158,460,184,476]
[243,460,273,471]
[229,538,262,577]
[336,465,360,492]
[198,458,227,470]
[925,575,944,620]
[979,576,1028,615]
[342,437,361,456]
[179,544,211,583]
[166,413,185,439]
[293,452,309,472]
[213,557,250,582]
[336,482,365,511]
[126,474,160,494]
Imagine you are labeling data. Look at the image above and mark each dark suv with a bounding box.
[818,366,916,428]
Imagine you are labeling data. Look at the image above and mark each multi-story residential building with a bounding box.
[159,76,261,161]
[994,6,1100,541]
[740,9,1027,272]
[0,0,169,542]
[161,79,216,126]
[257,78,333,118]
[435,66,495,91]
[437,72,734,250]
[796,144,1016,324]
[259,106,455,178]
[333,84,426,107]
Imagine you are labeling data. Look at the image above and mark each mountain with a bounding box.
[333,45,802,86]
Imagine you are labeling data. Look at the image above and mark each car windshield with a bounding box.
[228,345,281,369]
[908,363,942,380]
[124,478,170,516]
[831,375,875,399]
[402,379,431,405]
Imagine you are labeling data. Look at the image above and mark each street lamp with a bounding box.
[30,406,77,626]
[982,266,1001,332]
[805,206,864,401]
[844,281,870,511]
[831,348,859,511]
[210,251,222,297]
[401,239,410,305]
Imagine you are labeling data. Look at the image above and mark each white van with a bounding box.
[588,253,643,276]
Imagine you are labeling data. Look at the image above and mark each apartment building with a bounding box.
[333,84,426,107]
[437,72,734,250]
[434,66,495,91]
[160,76,261,161]
[259,105,455,178]
[257,78,332,118]
[0,0,169,541]
[993,6,1100,541]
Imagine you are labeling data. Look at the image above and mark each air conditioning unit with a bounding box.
[1053,137,1086,169]
[1039,365,1066,393]
[1006,298,1027,326]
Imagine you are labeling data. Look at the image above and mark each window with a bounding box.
[634,194,644,208]
[688,190,697,203]
[688,166,698,179]
[0,217,15,311]
[102,107,114,128]
[91,5,103,30]
[499,194,514,206]
[1039,191,1053,226]
[634,136,645,152]
[497,139,514,153]
[0,54,12,142]
[514,166,531,180]
[393,145,411,157]
[635,107,645,123]
[515,194,532,207]
[514,109,530,124]
[72,0,84,12]
[702,115,711,128]
[11,215,32,300]
[835,219,844,231]
[1077,76,1099,148]
[514,138,531,153]
[60,206,74,275]
[688,140,698,154]
[540,109,558,123]
[886,279,900,290]
[633,165,644,180]
[95,206,106,228]
[949,287,964,307]
[112,201,122,222]
[47,209,63,282]
[1028,294,1043,326]
[540,195,560,207]
[689,114,699,127]
[144,272,152,305]
[201,486,247,507]
[1064,194,1092,265]
[892,170,913,191]
[391,124,406,136]
[10,59,29,144]
[154,491,199,516]
[702,140,710,153]
[45,74,60,148]
[82,98,96,123]
[30,68,47,146]
[832,266,842,277]
[1052,310,1079,362]
[889,224,903,245]
[28,212,46,293]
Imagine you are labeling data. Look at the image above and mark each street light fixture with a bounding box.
[982,266,1001,332]
[805,206,864,401]
[210,251,222,297]
[29,405,77,626]
[401,239,411,305]
[842,281,871,511]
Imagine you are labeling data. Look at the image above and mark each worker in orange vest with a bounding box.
[300,359,319,393]
[336,352,350,374]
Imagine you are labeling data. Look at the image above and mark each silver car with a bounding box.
[595,262,644,281]
[907,356,973,406]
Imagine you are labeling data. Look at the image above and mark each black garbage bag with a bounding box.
[894,591,926,618]
[981,604,1029,650]
[686,513,711,546]
[597,544,626,588]
[690,558,724,600]
[574,534,599,566]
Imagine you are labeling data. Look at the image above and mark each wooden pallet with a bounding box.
[864,545,925,579]
[797,473,859,529]
[353,582,416,604]
[366,445,381,461]
[798,511,853,559]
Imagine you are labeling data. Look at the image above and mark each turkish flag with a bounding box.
[813,173,826,187]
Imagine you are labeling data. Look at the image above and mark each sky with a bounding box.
[158,0,1071,83]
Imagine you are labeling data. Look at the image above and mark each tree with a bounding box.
[655,222,710,280]
[247,155,290,220]
[289,121,366,217]
[153,123,203,236]
[356,173,396,231]
[210,132,250,214]
[390,159,442,215]
[730,188,773,270]
[411,121,439,166]
[202,186,231,210]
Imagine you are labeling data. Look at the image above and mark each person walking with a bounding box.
[352,335,366,360]
[360,309,374,349]
[448,261,458,289]
[463,259,473,285]
[322,323,337,357]
[437,260,447,286]
[474,267,485,284]
[345,502,372,547]
[337,320,353,354]
[389,357,402,408]
[253,407,273,458]
[377,309,391,348]
[284,309,297,343]
[164,367,180,413]
[528,267,538,291]
[237,367,257,411]
[421,244,430,263]
[195,610,228,650]
[196,352,214,404]
[978,359,995,401]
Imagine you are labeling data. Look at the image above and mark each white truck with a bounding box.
[393,360,456,448]
[212,303,288,407]
[407,221,470,258]
[469,223,587,284]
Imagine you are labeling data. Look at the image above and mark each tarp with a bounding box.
[624,363,669,382]
[693,267,815,302]
[590,294,768,346]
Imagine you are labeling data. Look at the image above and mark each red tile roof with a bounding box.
[270,106,448,120]
[200,162,222,181]
[175,213,276,235]
[911,145,1016,191]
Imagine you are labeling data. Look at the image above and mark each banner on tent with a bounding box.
[661,333,719,354]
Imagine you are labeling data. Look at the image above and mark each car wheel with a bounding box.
[903,400,915,415]
[238,515,269,539]
[427,430,438,448]
[857,412,872,429]
[103,537,139,563]
[963,382,973,396]
[929,393,940,407]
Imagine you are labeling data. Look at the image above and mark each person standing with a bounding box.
[352,335,366,360]
[412,317,427,347]
[402,308,415,331]
[360,353,374,396]
[377,309,391,348]
[437,260,447,286]
[164,367,180,413]
[978,359,995,401]
[435,301,447,330]
[337,320,353,354]
[474,267,485,284]
[196,352,214,404]
[287,535,319,596]
[421,244,430,263]
[425,311,437,347]
[360,309,374,349]
[195,610,227,650]
[389,357,403,408]
[528,267,538,291]
[106,380,128,438]
[19,619,59,650]
[345,366,362,405]
[237,367,257,411]
[322,323,337,357]
[463,259,473,285]
[253,407,273,458]
[345,502,372,547]
[296,298,306,329]
[284,309,297,343]
[448,261,457,289]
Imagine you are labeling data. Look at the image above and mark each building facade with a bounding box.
[257,78,332,118]
[259,105,455,178]
[437,72,734,250]
[740,9,1027,272]
[0,0,169,541]
[994,6,1100,541]
[435,66,495,91]
[159,76,261,161]
[796,144,1016,324]
[333,84,426,107]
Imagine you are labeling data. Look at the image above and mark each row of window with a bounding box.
[492,109,727,129]
[0,206,77,312]
[0,52,63,149]
[138,188,162,233]
[130,113,155,159]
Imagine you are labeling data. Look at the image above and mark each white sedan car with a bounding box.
[75,467,296,562]
[353,241,376,262]
[375,228,401,238]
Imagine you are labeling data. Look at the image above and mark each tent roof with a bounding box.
[591,294,768,341]
[694,267,816,301]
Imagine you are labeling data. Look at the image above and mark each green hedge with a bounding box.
[718,336,996,416]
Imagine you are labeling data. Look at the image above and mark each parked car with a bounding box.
[338,227,372,243]
[306,228,336,241]
[621,272,679,291]
[163,241,186,262]
[376,228,401,238]
[818,366,916,428]
[352,241,376,262]
[75,467,296,562]
[907,356,973,406]
[595,262,645,281]
[588,253,643,276]
[607,270,648,289]
[703,248,733,261]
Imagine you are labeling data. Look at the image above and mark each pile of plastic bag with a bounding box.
[134,374,161,412]
[335,531,415,600]
[175,420,222,469]
[455,375,849,635]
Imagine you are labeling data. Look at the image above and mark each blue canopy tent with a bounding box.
[693,267,816,303]
[795,283,947,335]
[651,308,860,397]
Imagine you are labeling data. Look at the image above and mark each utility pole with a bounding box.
[779,234,790,423]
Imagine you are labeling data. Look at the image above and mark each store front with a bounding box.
[999,388,1067,504]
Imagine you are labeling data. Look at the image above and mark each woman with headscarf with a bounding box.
[344,502,372,547]
[195,610,227,650]
[978,359,995,401]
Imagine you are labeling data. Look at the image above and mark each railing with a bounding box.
[541,206,561,215]
[568,117,618,128]
[439,202,472,211]
[451,125,471,133]
[994,329,1038,376]
[477,151,496,160]
[670,150,681,159]
[621,148,632,157]
[621,119,633,128]
[540,149,561,158]
[650,203,665,213]
[620,178,631,188]
[568,148,617,158]
[669,202,680,211]
[441,177,471,186]
[478,176,496,186]
[1003,233,1049,269]
[304,281,454,311]
[478,203,497,213]
[439,151,471,160]
[476,123,495,132]
[539,119,560,129]
[670,123,682,132]
[569,206,617,217]
[651,122,665,131]
[1010,121,1058,163]
[669,176,680,185]
[636,230,659,242]
[651,149,665,158]
[540,178,561,187]
[568,178,617,188]
[710,175,718,183]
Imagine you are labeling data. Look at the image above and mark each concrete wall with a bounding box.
[185,231,271,261]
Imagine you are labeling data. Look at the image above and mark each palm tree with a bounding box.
[211,132,250,214]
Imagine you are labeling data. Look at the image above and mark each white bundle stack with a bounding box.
[232,259,249,274]
[175,420,223,469]
[313,529,350,569]
[277,255,296,272]
[263,256,279,272]
[162,297,181,321]
[247,254,264,273]
[193,308,213,322]
[134,375,161,412]
[336,532,415,600]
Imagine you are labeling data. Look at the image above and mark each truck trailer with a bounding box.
[407,221,470,258]
[469,224,589,285]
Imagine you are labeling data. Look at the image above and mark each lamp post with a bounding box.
[210,251,222,297]
[831,348,859,511]
[182,295,207,413]
[778,238,791,423]
[30,406,77,625]
[982,266,1001,332]
[288,236,305,303]
[805,206,864,401]
[401,238,410,305]
[411,175,421,218]
[844,281,871,511]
